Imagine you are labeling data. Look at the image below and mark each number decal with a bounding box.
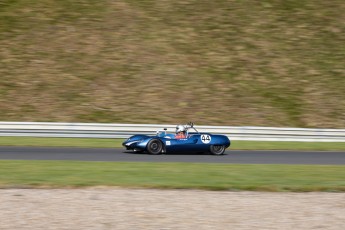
[201,134,211,144]
[166,141,171,146]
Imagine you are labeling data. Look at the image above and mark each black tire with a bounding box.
[147,139,163,155]
[210,145,225,155]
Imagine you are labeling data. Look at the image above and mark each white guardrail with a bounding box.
[0,122,344,142]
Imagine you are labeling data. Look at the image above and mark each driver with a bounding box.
[175,125,187,139]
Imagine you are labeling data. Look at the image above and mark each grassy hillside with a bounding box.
[0,0,344,127]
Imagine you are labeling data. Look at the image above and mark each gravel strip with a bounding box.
[0,188,344,230]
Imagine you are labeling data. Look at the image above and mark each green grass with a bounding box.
[0,160,344,192]
[233,141,345,151]
[0,137,122,148]
[1,137,345,151]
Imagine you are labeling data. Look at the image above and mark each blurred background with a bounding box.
[0,0,344,127]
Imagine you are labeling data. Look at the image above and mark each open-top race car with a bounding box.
[122,122,231,155]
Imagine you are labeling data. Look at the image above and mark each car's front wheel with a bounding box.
[147,139,163,155]
[210,145,225,155]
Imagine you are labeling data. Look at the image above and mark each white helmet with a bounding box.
[175,125,186,134]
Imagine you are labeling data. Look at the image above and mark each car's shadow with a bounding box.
[123,151,228,156]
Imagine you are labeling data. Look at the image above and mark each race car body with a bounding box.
[122,123,231,155]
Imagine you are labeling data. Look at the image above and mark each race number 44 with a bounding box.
[201,134,211,144]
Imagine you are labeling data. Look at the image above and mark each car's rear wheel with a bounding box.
[210,145,225,155]
[147,139,163,155]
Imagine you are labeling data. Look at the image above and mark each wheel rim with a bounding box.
[151,142,158,151]
[148,140,162,154]
[211,145,225,155]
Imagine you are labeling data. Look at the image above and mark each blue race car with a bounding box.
[122,122,231,155]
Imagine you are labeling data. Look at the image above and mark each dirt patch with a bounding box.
[0,188,344,230]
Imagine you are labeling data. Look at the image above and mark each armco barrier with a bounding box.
[0,122,344,142]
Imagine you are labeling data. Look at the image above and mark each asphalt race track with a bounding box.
[0,146,344,165]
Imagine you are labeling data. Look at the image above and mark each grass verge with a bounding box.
[0,137,123,148]
[0,137,345,151]
[0,160,344,192]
